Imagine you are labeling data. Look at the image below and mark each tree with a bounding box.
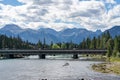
[52,44,60,49]
[113,36,120,57]
[106,31,111,40]
[86,37,91,49]
[90,37,97,49]
[96,36,101,49]
[99,36,104,49]
[61,43,67,49]
[37,40,42,49]
[81,39,86,49]
[50,41,53,49]
[2,38,5,49]
[106,39,113,58]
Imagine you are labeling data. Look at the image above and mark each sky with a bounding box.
[0,0,120,31]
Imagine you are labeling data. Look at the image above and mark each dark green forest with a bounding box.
[0,31,120,58]
[0,35,35,49]
[79,31,120,58]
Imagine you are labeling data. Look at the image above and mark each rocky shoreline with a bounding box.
[92,62,120,75]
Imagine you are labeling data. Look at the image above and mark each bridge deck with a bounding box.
[0,49,107,55]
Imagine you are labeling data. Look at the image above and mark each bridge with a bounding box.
[0,49,107,59]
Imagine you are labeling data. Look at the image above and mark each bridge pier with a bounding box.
[39,54,46,59]
[5,54,15,59]
[73,54,78,59]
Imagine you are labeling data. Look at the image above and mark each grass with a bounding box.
[110,63,120,74]
[92,57,120,75]
[110,57,120,62]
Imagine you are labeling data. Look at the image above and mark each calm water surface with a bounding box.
[0,56,120,80]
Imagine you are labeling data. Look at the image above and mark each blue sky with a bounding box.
[0,0,120,31]
[0,0,23,6]
[116,0,120,4]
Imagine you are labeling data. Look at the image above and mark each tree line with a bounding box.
[79,31,120,58]
[0,35,35,49]
[0,31,120,58]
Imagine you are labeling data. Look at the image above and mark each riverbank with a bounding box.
[92,61,120,75]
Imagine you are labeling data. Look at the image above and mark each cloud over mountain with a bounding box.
[0,0,120,31]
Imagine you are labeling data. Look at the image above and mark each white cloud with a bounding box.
[0,0,119,31]
[17,0,33,4]
[105,0,116,4]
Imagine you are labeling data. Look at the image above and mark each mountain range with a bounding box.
[0,24,120,44]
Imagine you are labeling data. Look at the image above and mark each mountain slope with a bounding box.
[59,28,102,43]
[0,24,24,35]
[105,26,120,37]
[0,24,107,44]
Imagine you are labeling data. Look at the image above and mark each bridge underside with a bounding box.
[39,54,46,59]
[38,54,79,59]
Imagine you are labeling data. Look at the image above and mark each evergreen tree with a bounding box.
[96,36,101,49]
[86,37,91,49]
[50,41,53,49]
[69,41,74,49]
[90,37,96,49]
[99,36,104,49]
[37,40,42,49]
[113,36,120,57]
[106,39,113,58]
[61,43,67,49]
[113,36,119,57]
[43,38,46,49]
[81,39,86,49]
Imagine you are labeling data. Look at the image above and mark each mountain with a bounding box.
[105,26,120,37]
[0,24,24,35]
[0,24,26,38]
[0,24,103,44]
[59,28,101,43]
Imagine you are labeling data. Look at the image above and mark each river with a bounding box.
[0,55,120,80]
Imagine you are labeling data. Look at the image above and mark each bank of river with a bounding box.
[0,56,120,80]
[92,62,120,75]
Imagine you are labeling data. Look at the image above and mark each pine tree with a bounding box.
[61,43,67,49]
[100,36,104,49]
[106,39,113,58]
[69,41,74,49]
[82,39,86,49]
[90,37,96,49]
[43,38,46,49]
[113,36,120,57]
[37,40,42,49]
[50,41,53,49]
[86,37,91,49]
[96,36,101,49]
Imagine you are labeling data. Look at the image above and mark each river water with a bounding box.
[0,56,120,80]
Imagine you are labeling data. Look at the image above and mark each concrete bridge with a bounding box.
[0,49,107,59]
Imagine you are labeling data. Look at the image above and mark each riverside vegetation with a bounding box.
[88,31,120,75]
[79,31,120,75]
[0,31,120,75]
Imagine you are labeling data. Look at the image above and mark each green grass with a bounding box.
[110,57,120,62]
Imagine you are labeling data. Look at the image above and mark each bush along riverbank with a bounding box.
[92,58,120,75]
